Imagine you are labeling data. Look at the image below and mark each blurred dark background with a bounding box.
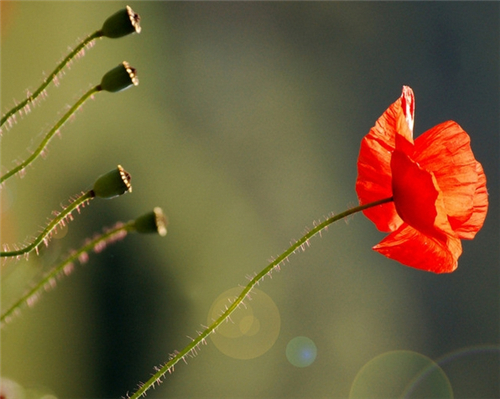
[1,2,498,398]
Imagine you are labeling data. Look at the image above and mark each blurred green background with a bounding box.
[1,2,498,398]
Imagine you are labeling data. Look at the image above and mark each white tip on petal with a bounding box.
[401,85,415,135]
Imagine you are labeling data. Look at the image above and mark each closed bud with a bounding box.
[99,62,138,93]
[133,207,168,236]
[101,6,141,39]
[93,165,132,199]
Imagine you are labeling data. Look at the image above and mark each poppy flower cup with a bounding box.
[356,86,488,273]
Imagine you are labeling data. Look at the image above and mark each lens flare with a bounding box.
[286,336,317,367]
[207,287,280,360]
[350,350,452,398]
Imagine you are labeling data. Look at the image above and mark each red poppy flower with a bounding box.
[356,86,488,273]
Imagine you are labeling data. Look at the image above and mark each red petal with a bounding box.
[454,162,489,239]
[373,224,462,273]
[356,135,401,232]
[414,121,478,227]
[391,150,453,241]
[356,87,413,232]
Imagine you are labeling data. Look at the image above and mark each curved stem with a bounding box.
[0,85,101,184]
[0,190,95,258]
[127,197,394,399]
[0,30,103,128]
[0,221,135,326]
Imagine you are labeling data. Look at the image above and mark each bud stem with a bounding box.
[0,220,135,326]
[0,190,96,259]
[0,30,103,128]
[0,85,101,184]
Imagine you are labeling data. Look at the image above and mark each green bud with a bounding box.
[133,207,168,236]
[99,62,138,93]
[101,6,141,39]
[92,165,132,199]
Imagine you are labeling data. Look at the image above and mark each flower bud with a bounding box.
[99,62,138,93]
[92,165,132,199]
[101,6,141,38]
[133,207,168,236]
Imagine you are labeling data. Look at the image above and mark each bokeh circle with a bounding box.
[286,336,318,367]
[208,287,280,360]
[350,350,453,398]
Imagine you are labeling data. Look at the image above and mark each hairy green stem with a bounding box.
[0,31,103,128]
[127,196,394,399]
[0,85,101,184]
[0,220,135,326]
[0,190,95,258]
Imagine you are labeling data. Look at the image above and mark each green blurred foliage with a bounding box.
[1,2,498,398]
